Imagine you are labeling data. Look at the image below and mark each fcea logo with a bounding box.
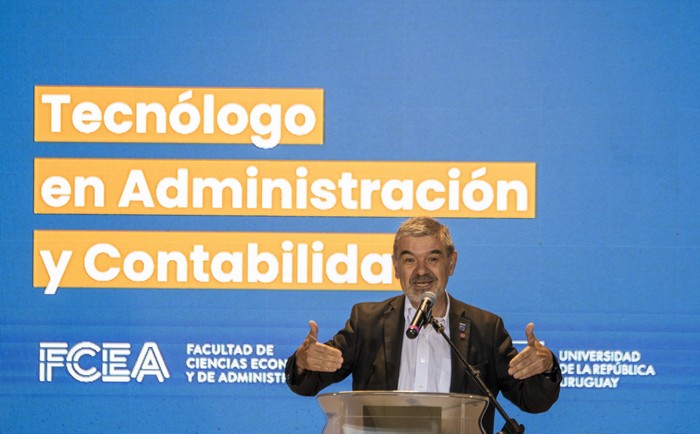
[39,341,170,383]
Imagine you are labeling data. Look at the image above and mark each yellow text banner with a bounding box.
[35,158,536,218]
[34,86,324,148]
[34,230,399,294]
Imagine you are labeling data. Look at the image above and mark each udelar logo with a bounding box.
[39,341,170,383]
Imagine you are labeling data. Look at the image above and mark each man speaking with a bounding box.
[285,217,560,434]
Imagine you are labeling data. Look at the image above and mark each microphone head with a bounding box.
[406,292,439,340]
[423,291,437,305]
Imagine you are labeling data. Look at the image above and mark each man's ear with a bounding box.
[449,251,458,275]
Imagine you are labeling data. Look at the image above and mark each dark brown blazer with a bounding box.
[286,294,560,434]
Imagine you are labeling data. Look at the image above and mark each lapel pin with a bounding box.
[459,322,467,340]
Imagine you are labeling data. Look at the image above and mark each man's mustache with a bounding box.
[410,274,436,284]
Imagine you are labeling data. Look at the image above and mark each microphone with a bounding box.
[406,291,437,339]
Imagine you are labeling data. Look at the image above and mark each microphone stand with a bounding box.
[428,317,525,434]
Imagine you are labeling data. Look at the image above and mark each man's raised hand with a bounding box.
[295,320,344,374]
[508,323,554,380]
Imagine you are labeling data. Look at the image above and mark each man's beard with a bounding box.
[406,274,438,304]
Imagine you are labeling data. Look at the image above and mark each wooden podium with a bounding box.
[317,391,488,434]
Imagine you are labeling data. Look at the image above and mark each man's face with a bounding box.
[392,235,457,308]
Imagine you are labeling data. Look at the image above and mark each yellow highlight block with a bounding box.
[33,230,399,293]
[34,158,536,218]
[34,86,324,148]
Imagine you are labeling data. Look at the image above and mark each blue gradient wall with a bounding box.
[2,1,699,433]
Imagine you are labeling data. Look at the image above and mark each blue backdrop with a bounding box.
[2,1,699,433]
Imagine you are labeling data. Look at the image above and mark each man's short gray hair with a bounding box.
[393,217,455,256]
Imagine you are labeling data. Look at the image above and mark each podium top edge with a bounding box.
[316,391,489,402]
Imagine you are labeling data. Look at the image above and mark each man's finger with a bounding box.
[306,352,344,372]
[509,348,541,379]
[310,342,343,358]
[305,340,344,372]
[525,322,537,346]
[307,320,319,343]
[509,345,531,369]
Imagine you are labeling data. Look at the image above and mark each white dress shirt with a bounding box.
[397,294,452,393]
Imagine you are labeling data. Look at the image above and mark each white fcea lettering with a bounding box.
[39,342,170,383]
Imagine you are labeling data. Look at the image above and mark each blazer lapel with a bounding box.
[384,296,405,390]
[449,297,472,392]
